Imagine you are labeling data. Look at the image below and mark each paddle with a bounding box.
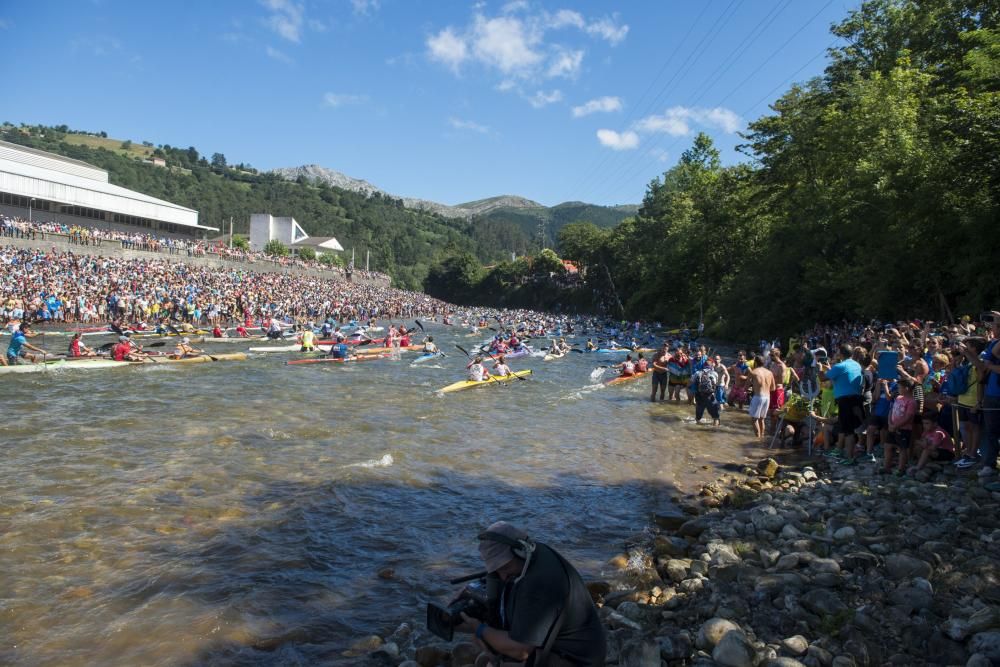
[415,319,425,332]
[454,344,526,382]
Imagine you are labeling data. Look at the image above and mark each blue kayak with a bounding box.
[411,351,444,364]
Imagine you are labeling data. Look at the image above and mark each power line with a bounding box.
[583,0,794,204]
[589,0,835,205]
[570,0,745,202]
[565,0,718,202]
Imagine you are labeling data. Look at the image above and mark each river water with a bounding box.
[1,325,768,666]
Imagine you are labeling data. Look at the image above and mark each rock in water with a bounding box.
[697,618,741,650]
[969,631,1000,661]
[884,553,933,580]
[713,629,755,667]
[758,458,780,478]
[342,635,382,657]
[781,635,809,656]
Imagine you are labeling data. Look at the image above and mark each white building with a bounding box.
[0,140,216,237]
[249,213,343,254]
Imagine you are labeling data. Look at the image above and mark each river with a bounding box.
[1,324,768,666]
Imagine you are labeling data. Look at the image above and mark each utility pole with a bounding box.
[229,216,234,248]
[537,219,546,250]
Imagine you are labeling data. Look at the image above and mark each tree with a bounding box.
[231,236,249,251]
[120,140,132,150]
[424,252,483,303]
[297,246,317,261]
[263,239,289,257]
[533,248,565,276]
[211,152,227,169]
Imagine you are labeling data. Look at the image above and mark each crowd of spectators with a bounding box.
[0,215,391,284]
[0,245,448,332]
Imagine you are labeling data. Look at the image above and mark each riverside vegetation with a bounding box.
[355,457,1000,667]
[425,0,1000,338]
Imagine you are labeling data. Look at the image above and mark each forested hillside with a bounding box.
[473,201,637,248]
[0,126,532,290]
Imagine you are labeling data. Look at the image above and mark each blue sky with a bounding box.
[1,1,853,207]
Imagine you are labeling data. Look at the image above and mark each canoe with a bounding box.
[605,370,650,386]
[438,369,533,393]
[410,351,444,364]
[137,352,247,364]
[489,347,532,359]
[286,354,390,366]
[249,343,330,353]
[201,336,269,343]
[0,358,130,374]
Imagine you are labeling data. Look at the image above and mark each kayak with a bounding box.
[490,347,531,359]
[137,352,247,364]
[201,336,269,344]
[0,358,131,374]
[438,370,533,393]
[605,370,650,386]
[249,343,330,353]
[410,351,444,364]
[286,354,390,366]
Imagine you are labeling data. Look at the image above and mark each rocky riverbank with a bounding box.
[356,456,1000,667]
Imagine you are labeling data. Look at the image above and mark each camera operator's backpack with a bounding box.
[697,369,717,396]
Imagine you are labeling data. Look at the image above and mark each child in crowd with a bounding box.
[864,378,895,463]
[883,379,917,476]
[910,411,955,474]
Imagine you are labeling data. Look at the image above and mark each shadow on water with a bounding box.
[14,471,680,667]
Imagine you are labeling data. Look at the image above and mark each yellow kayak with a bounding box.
[438,370,532,393]
[137,352,248,364]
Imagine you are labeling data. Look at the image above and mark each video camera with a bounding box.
[426,571,501,641]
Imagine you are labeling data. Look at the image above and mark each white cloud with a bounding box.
[636,106,743,136]
[596,129,639,150]
[586,16,628,45]
[501,0,529,13]
[572,95,622,118]
[265,45,293,63]
[426,6,628,84]
[351,0,380,15]
[496,79,517,92]
[449,117,490,133]
[323,92,368,107]
[527,89,563,108]
[427,27,468,72]
[547,9,585,30]
[261,0,304,42]
[470,14,543,74]
[547,48,583,78]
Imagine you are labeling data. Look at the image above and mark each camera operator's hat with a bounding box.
[479,521,529,573]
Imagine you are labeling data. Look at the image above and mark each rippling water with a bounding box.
[1,326,767,665]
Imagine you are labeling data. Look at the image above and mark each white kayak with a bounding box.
[248,343,332,353]
[0,358,129,374]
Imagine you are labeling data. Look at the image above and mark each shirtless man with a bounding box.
[749,355,776,439]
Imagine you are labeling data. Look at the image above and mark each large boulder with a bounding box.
[713,629,756,667]
[697,617,741,651]
[884,554,933,580]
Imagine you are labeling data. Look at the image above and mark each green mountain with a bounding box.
[470,200,637,247]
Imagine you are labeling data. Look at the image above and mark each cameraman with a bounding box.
[455,521,606,666]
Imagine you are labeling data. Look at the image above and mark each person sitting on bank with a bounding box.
[455,521,607,666]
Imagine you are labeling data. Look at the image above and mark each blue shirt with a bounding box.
[983,341,1000,398]
[825,359,863,399]
[7,331,26,357]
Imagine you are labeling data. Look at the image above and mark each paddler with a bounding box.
[111,335,148,362]
[171,337,202,359]
[3,323,48,365]
[235,324,251,338]
[68,332,96,357]
[422,336,438,354]
[466,356,487,382]
[586,338,597,351]
[300,328,317,352]
[617,354,637,378]
[327,341,350,360]
[266,319,283,340]
[492,355,512,378]
[212,324,226,338]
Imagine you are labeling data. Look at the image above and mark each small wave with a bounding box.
[589,368,609,381]
[561,383,605,400]
[343,453,394,469]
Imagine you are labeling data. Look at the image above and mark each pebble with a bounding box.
[780,635,809,656]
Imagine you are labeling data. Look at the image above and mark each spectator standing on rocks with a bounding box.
[749,356,775,439]
[962,313,1000,482]
[824,344,864,465]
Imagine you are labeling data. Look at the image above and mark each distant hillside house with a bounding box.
[0,140,214,237]
[146,156,166,167]
[249,213,343,255]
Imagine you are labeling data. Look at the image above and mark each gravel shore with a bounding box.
[357,455,1000,667]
